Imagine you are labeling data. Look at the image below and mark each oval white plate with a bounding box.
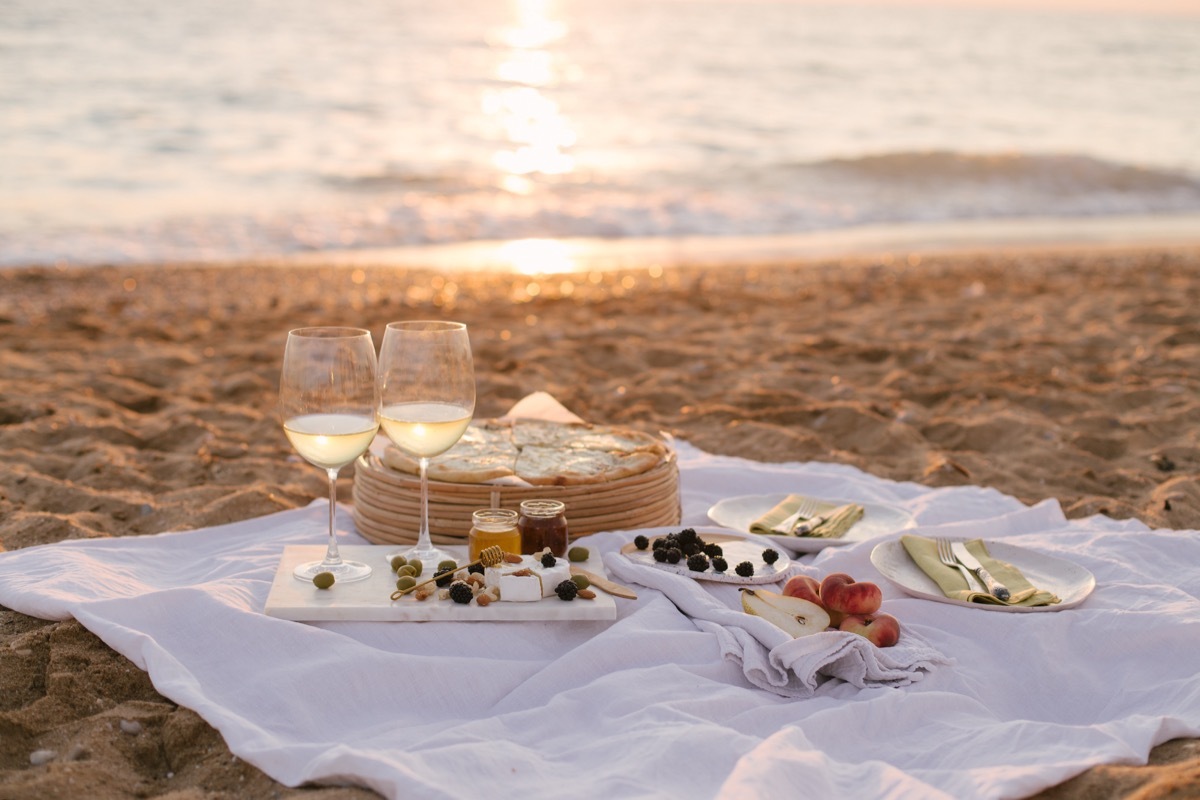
[707,494,915,554]
[870,537,1096,612]
[620,529,790,585]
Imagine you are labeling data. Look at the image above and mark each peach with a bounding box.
[820,572,883,623]
[782,575,823,607]
[839,612,901,648]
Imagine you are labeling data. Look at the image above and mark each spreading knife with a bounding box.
[570,566,638,600]
[950,541,1011,601]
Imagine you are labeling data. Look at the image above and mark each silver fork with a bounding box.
[774,496,824,534]
[935,537,979,592]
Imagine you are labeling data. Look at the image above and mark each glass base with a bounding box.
[293,559,373,583]
[386,544,452,572]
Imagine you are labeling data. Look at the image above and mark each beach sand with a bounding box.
[1,244,1198,798]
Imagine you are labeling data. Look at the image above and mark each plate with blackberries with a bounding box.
[621,527,790,584]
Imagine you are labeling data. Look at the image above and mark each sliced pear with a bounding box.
[740,588,831,638]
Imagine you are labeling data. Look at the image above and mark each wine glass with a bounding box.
[377,321,475,570]
[279,327,379,583]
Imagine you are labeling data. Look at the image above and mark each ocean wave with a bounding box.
[4,150,1200,267]
[801,151,1200,195]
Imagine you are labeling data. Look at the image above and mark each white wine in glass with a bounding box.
[378,321,475,569]
[280,327,379,583]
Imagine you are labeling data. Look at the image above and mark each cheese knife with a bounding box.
[950,541,1011,601]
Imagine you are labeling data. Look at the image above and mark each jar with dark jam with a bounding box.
[518,499,568,556]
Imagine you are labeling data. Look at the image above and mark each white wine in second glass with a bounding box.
[280,327,379,583]
[378,321,475,570]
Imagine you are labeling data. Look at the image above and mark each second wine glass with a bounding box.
[378,321,475,570]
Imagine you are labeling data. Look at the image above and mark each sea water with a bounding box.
[2,0,1198,267]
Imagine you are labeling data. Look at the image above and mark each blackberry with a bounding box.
[682,542,701,557]
[434,566,457,587]
[555,580,579,601]
[664,547,683,564]
[541,552,557,568]
[448,581,474,605]
[735,561,755,578]
[677,528,699,547]
[467,563,485,575]
[711,557,729,573]
[652,537,668,551]
[762,548,780,566]
[633,535,650,551]
[686,553,709,572]
[653,547,669,563]
[703,543,723,558]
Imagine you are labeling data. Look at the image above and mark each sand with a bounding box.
[1,244,1198,799]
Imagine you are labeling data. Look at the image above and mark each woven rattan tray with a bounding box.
[351,447,680,547]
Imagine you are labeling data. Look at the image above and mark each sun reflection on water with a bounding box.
[486,0,577,183]
[498,238,578,275]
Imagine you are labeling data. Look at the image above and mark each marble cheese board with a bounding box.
[264,545,618,622]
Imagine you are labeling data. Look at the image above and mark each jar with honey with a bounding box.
[468,508,521,561]
[518,499,569,556]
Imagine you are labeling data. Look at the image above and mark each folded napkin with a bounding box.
[604,549,949,698]
[900,534,1060,607]
[749,494,863,539]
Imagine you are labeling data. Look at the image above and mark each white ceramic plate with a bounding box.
[707,494,915,553]
[619,529,790,585]
[870,537,1096,612]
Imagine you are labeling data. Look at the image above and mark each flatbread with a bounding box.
[567,429,667,456]
[512,419,666,455]
[382,439,517,483]
[380,418,667,485]
[511,419,584,449]
[515,445,662,486]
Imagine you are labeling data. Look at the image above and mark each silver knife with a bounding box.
[772,508,808,535]
[950,541,1011,601]
[792,504,854,536]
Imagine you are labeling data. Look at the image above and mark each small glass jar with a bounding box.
[518,499,569,556]
[468,508,521,561]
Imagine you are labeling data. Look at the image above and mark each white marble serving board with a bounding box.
[264,545,618,622]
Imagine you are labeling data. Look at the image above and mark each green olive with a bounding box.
[390,555,408,572]
[313,572,335,590]
[395,575,417,592]
[568,546,589,563]
[398,564,417,578]
[409,560,423,577]
[571,574,590,590]
[437,559,459,572]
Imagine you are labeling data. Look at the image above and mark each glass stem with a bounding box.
[416,457,432,551]
[323,467,343,566]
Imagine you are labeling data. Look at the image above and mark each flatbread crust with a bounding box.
[380,419,667,485]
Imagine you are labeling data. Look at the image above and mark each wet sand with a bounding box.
[1,243,1198,798]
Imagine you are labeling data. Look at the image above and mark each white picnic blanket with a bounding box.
[2,441,1199,799]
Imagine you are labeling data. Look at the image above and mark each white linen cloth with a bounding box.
[2,441,1199,799]
[604,537,950,697]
